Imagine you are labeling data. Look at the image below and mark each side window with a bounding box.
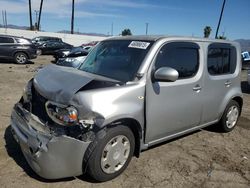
[0,37,14,43]
[207,44,236,75]
[155,42,199,79]
[15,38,31,44]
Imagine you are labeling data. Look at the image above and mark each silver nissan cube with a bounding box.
[11,36,243,182]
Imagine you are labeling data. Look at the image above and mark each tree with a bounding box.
[204,26,212,38]
[121,29,132,36]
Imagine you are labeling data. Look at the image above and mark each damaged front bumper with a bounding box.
[10,103,91,179]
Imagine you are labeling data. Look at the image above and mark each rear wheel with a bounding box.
[87,125,135,182]
[15,52,28,64]
[219,100,240,132]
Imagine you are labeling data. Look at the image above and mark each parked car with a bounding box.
[81,41,98,52]
[56,56,86,68]
[32,36,63,46]
[54,46,88,61]
[82,45,94,51]
[53,49,71,61]
[0,35,37,64]
[241,51,250,70]
[38,41,73,55]
[11,36,243,182]
[81,41,98,47]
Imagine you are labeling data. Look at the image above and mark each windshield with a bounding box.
[70,47,82,53]
[78,40,153,82]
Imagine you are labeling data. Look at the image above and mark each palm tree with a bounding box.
[71,0,75,34]
[204,26,212,38]
[37,0,44,31]
[28,0,33,30]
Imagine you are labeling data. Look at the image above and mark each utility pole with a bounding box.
[145,23,149,35]
[28,0,33,30]
[38,0,44,31]
[111,22,113,36]
[4,10,7,28]
[71,0,75,34]
[215,0,226,39]
[2,10,7,28]
[2,11,4,26]
[34,10,39,30]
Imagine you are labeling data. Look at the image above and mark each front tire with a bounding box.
[219,100,240,132]
[14,52,28,64]
[87,125,135,182]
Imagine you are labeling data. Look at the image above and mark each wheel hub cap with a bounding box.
[226,106,239,129]
[17,55,26,63]
[101,135,130,174]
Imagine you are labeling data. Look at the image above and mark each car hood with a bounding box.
[33,64,94,104]
[33,64,119,104]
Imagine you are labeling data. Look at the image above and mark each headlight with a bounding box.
[65,58,75,62]
[23,79,32,102]
[45,101,78,126]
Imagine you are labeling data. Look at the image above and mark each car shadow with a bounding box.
[0,59,35,64]
[4,126,77,183]
[241,81,250,94]
[51,59,56,64]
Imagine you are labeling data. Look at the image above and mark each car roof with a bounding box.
[104,35,238,45]
[0,34,29,40]
[34,36,60,39]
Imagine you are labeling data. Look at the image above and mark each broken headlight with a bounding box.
[45,101,78,126]
[22,79,33,102]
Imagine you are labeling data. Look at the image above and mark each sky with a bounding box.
[1,0,250,39]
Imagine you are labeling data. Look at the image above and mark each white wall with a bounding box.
[0,28,107,46]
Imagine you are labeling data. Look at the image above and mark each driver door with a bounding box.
[145,42,204,144]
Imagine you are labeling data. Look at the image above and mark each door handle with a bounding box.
[225,81,231,87]
[193,85,202,92]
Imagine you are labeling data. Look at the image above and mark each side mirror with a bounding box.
[154,67,179,82]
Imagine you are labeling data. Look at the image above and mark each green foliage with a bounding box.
[204,26,212,38]
[121,29,132,36]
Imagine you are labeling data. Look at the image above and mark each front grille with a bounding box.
[31,86,50,123]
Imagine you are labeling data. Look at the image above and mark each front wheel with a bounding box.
[219,100,240,132]
[87,125,135,182]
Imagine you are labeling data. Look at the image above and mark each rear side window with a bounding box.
[155,42,200,79]
[15,38,31,44]
[0,37,14,43]
[207,44,236,75]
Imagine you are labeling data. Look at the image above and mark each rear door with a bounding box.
[0,36,15,58]
[145,41,204,144]
[202,43,238,123]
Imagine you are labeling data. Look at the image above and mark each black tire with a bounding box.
[87,125,135,182]
[14,52,28,64]
[219,100,240,132]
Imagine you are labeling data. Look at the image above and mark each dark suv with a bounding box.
[0,35,37,64]
[32,36,62,46]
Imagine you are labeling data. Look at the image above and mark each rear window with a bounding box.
[207,44,237,75]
